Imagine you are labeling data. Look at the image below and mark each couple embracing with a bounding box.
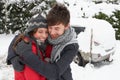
[7,2,79,80]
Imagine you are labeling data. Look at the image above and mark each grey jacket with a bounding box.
[15,40,79,80]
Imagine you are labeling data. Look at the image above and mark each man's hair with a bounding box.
[47,3,70,26]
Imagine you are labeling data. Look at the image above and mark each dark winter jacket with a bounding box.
[15,40,79,80]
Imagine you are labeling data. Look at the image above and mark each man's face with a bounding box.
[48,23,69,39]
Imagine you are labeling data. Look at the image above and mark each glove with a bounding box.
[11,56,24,72]
[15,40,32,57]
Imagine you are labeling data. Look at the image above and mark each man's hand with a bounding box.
[11,56,24,72]
[15,40,32,56]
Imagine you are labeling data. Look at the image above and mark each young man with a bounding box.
[13,3,79,80]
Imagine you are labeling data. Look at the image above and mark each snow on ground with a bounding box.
[0,34,15,80]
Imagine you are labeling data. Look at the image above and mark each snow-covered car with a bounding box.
[71,18,116,67]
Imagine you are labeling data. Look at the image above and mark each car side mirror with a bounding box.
[72,26,85,35]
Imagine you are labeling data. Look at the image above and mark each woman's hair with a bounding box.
[47,3,70,26]
[12,28,38,50]
[12,33,25,50]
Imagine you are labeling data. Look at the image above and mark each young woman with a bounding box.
[6,14,52,80]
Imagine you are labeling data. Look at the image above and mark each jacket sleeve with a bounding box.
[16,41,79,79]
[55,43,79,75]
[6,35,19,65]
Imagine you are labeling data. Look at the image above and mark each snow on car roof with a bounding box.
[71,18,116,54]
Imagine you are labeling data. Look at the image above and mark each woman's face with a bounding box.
[33,28,48,43]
